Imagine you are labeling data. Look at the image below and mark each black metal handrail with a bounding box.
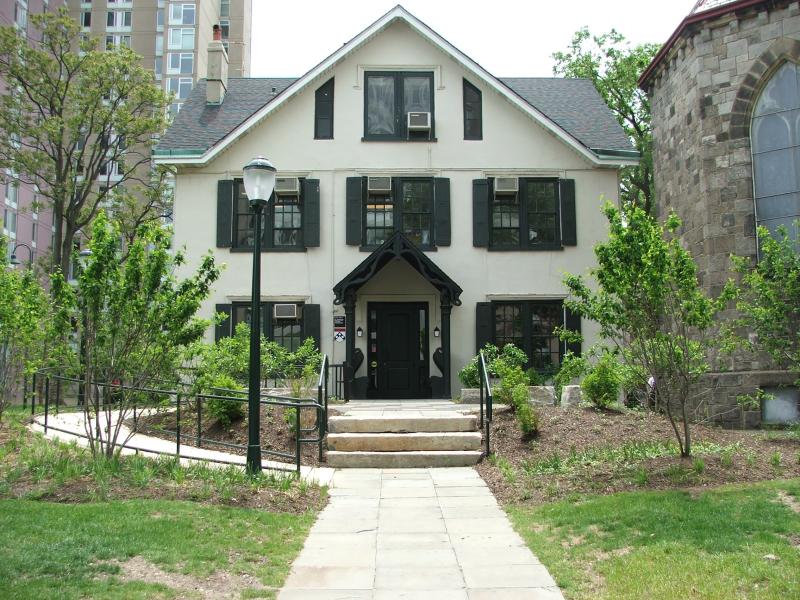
[29,368,329,475]
[478,350,493,456]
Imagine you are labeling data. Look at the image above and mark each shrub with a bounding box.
[553,352,589,403]
[458,343,528,388]
[203,374,244,427]
[492,363,528,405]
[511,383,539,437]
[581,352,621,408]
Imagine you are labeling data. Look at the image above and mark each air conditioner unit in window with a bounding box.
[494,177,518,194]
[274,177,299,195]
[273,303,299,319]
[368,176,392,193]
[407,111,431,131]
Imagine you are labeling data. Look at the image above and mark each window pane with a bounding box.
[272,198,301,248]
[526,180,558,245]
[401,180,433,246]
[403,76,430,114]
[754,62,800,117]
[494,304,523,349]
[367,76,395,135]
[756,192,800,220]
[491,195,520,246]
[754,147,796,198]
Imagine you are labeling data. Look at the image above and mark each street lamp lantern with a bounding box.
[8,243,32,269]
[242,156,276,474]
[243,156,277,209]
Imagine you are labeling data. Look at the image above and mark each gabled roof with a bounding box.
[639,0,768,89]
[155,5,638,167]
[333,231,463,306]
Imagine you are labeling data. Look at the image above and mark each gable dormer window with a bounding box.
[364,72,434,141]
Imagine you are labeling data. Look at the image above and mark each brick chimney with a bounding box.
[207,25,228,104]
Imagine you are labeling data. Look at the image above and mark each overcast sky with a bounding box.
[250,0,697,78]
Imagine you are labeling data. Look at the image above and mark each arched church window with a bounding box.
[751,62,800,243]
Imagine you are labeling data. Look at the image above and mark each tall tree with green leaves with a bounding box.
[553,28,659,213]
[563,202,729,456]
[54,213,220,459]
[0,8,171,277]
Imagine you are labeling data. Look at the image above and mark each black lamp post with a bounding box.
[242,156,277,474]
[8,242,33,268]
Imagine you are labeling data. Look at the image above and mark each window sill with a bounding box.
[359,245,437,252]
[361,137,437,143]
[228,247,308,253]
[487,245,564,252]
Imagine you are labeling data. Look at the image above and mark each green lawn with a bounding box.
[508,479,800,600]
[0,499,316,599]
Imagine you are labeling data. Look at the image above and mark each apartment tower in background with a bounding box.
[69,0,252,117]
[1,1,63,267]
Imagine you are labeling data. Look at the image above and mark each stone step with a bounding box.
[327,431,482,452]
[327,450,483,468]
[328,414,478,434]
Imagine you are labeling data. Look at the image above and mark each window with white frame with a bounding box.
[80,10,91,28]
[154,56,163,79]
[5,172,19,207]
[2,208,17,240]
[156,8,164,30]
[219,0,230,17]
[106,10,132,30]
[99,160,121,178]
[219,19,230,39]
[106,35,131,49]
[155,34,164,55]
[167,52,193,75]
[166,77,192,100]
[168,28,194,50]
[31,222,37,248]
[14,1,27,30]
[170,3,195,25]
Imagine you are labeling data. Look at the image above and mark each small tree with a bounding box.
[0,245,48,420]
[0,9,172,277]
[54,212,220,458]
[563,202,727,456]
[725,225,800,380]
[553,28,659,213]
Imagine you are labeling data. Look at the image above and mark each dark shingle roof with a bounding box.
[155,78,296,156]
[500,77,633,153]
[155,76,634,156]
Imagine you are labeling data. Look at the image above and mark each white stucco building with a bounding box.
[154,6,638,399]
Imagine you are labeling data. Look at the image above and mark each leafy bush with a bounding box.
[511,383,539,436]
[458,343,528,388]
[203,373,244,426]
[553,352,589,403]
[581,352,621,408]
[492,361,528,405]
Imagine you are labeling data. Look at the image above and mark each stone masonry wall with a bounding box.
[647,1,800,427]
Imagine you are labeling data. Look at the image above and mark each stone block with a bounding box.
[529,386,555,405]
[561,385,582,407]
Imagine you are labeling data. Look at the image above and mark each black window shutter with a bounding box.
[314,78,334,139]
[262,302,273,340]
[215,303,232,342]
[216,180,234,248]
[472,179,489,247]
[565,306,582,356]
[345,176,363,246]
[560,179,577,246]
[302,179,320,248]
[475,302,492,353]
[303,303,321,350]
[434,177,451,247]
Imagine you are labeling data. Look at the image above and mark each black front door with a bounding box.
[368,302,429,399]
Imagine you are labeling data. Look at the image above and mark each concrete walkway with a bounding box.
[29,410,335,486]
[278,467,563,599]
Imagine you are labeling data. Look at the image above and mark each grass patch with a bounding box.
[508,479,800,600]
[520,439,742,476]
[0,498,315,599]
[0,411,326,512]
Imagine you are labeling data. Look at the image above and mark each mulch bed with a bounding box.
[132,403,324,467]
[476,406,800,505]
